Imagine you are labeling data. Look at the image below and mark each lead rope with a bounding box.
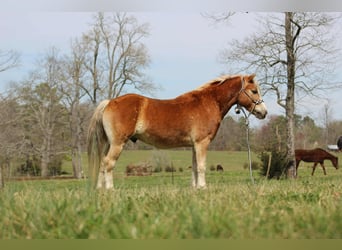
[235,104,255,184]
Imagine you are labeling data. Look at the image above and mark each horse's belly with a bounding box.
[135,132,193,148]
[302,156,319,163]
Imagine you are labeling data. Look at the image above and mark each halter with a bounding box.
[239,77,264,106]
[236,77,264,117]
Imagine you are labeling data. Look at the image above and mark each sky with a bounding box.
[1,9,342,126]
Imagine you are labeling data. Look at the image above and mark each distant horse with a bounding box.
[88,74,267,189]
[216,164,224,171]
[295,148,339,176]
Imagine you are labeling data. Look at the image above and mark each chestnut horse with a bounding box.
[88,74,267,189]
[295,148,339,176]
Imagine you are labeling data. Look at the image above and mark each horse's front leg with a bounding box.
[193,139,210,189]
[321,163,327,175]
[295,160,300,173]
[311,162,318,176]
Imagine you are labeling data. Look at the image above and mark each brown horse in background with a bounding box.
[87,74,267,189]
[295,148,339,176]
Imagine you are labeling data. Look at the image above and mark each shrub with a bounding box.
[48,155,63,176]
[17,157,41,176]
[165,165,176,172]
[243,161,260,170]
[150,150,171,173]
[16,154,64,176]
[259,151,287,179]
[153,166,163,173]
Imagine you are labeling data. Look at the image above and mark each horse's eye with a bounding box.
[251,90,258,94]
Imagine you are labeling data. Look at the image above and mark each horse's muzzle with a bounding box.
[253,104,267,119]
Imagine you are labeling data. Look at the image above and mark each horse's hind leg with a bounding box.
[191,148,198,187]
[295,160,301,175]
[98,143,124,189]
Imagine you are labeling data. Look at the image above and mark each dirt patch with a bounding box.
[126,164,152,176]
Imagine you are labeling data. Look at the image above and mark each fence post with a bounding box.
[0,164,4,189]
[265,153,272,180]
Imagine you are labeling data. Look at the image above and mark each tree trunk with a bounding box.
[41,129,52,177]
[0,164,4,189]
[41,151,49,177]
[71,148,83,179]
[285,12,297,178]
[71,104,83,179]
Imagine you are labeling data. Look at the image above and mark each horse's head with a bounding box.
[333,156,339,170]
[237,74,267,119]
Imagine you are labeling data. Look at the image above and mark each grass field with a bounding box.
[1,150,342,239]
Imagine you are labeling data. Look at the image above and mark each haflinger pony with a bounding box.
[87,74,267,189]
[295,148,339,176]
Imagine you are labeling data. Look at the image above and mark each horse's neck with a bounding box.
[325,152,334,160]
[324,152,337,166]
[328,155,337,163]
[214,79,241,117]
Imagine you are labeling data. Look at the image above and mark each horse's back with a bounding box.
[295,148,332,163]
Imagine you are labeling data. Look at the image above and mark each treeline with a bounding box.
[1,86,341,179]
[0,13,155,179]
[213,114,342,152]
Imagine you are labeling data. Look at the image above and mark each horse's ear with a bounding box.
[247,74,256,83]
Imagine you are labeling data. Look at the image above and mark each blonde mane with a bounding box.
[196,75,241,91]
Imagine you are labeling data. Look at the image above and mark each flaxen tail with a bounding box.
[87,100,110,187]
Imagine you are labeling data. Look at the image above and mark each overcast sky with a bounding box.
[1,11,342,125]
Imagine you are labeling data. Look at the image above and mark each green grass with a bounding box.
[1,150,342,239]
[62,150,260,177]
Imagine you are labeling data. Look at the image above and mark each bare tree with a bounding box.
[328,120,342,147]
[81,26,102,104]
[215,12,341,178]
[0,50,20,188]
[81,12,155,104]
[202,12,236,25]
[0,94,22,187]
[19,48,67,177]
[321,102,333,146]
[0,49,20,73]
[59,39,87,179]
